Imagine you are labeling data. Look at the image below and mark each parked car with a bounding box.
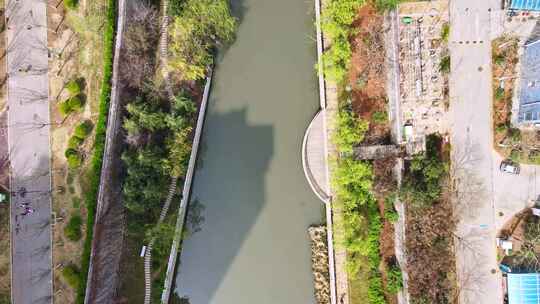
[506,10,518,17]
[500,160,520,175]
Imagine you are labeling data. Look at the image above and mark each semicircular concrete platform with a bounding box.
[302,110,331,203]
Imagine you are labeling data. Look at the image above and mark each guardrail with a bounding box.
[160,69,213,304]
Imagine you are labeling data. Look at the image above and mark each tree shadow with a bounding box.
[10,156,53,303]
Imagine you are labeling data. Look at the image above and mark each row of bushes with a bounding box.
[75,0,117,302]
[59,79,85,116]
[65,121,93,169]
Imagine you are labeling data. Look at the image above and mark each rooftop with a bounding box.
[508,273,540,304]
[518,39,540,123]
[510,0,540,11]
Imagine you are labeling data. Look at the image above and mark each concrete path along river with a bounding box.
[174,0,323,303]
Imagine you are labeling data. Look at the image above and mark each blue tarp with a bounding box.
[508,273,540,304]
[518,40,540,123]
[511,0,540,11]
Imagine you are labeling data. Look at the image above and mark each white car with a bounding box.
[500,160,520,175]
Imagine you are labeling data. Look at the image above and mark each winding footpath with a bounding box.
[143,0,180,302]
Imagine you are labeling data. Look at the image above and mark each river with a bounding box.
[174,0,323,303]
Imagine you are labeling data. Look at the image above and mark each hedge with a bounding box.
[75,0,117,302]
[62,264,82,288]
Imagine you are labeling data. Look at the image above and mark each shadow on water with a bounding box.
[174,107,273,303]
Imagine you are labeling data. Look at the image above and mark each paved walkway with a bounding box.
[6,0,52,303]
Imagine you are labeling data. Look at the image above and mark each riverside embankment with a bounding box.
[173,0,324,303]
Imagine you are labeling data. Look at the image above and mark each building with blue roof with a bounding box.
[517,39,540,124]
[507,273,540,304]
[510,0,540,11]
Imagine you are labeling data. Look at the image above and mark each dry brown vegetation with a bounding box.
[492,37,519,152]
[349,4,390,145]
[404,138,457,304]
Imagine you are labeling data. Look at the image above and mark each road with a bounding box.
[6,0,53,303]
[450,1,539,304]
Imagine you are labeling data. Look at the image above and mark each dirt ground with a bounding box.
[47,1,107,302]
[349,4,391,145]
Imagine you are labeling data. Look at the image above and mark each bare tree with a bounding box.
[121,0,159,88]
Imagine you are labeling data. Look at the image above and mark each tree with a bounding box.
[168,0,236,80]
[145,222,177,258]
[334,109,369,154]
[65,79,81,96]
[122,1,159,88]
[64,0,79,10]
[74,121,93,139]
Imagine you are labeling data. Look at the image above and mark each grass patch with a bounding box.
[64,213,83,241]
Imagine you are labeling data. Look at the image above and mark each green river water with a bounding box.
[174,0,323,302]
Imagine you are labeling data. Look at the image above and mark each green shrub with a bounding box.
[77,0,116,301]
[59,101,73,116]
[67,96,83,112]
[508,127,521,142]
[68,136,84,149]
[494,53,505,66]
[441,23,450,42]
[66,80,81,96]
[67,153,83,169]
[64,0,79,9]
[334,110,369,154]
[510,149,521,162]
[529,151,540,165]
[495,87,505,100]
[374,0,398,11]
[495,123,508,134]
[372,110,388,124]
[64,214,82,241]
[384,201,398,223]
[65,148,78,158]
[0,294,9,304]
[401,134,447,206]
[74,121,93,139]
[439,55,450,73]
[61,264,81,288]
[386,264,404,294]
